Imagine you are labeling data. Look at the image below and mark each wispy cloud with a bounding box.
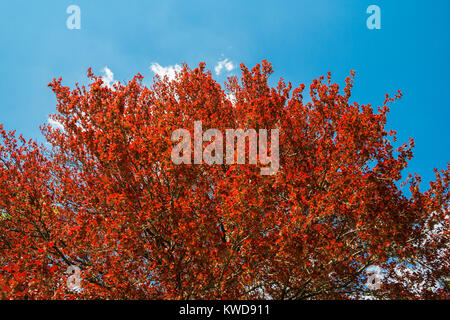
[47,117,64,131]
[226,92,236,105]
[214,58,234,76]
[101,66,117,88]
[150,63,182,81]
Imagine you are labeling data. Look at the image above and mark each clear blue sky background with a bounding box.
[0,0,448,190]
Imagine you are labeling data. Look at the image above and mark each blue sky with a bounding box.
[0,0,448,188]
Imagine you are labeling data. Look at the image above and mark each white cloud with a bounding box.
[226,92,236,105]
[101,66,117,88]
[215,58,234,76]
[47,118,64,131]
[150,63,182,81]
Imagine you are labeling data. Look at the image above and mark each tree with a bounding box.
[0,61,448,299]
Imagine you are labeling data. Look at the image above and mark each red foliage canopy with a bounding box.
[0,61,448,299]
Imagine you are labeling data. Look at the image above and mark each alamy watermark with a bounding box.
[171,121,279,175]
[66,265,82,291]
[366,5,381,30]
[365,265,382,290]
[66,5,81,30]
